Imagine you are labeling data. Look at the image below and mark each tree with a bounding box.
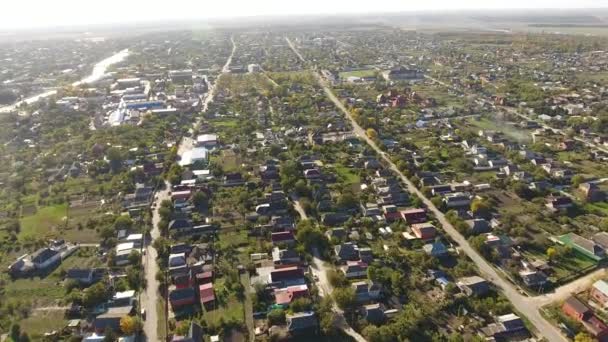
[128,250,141,266]
[83,282,110,307]
[546,247,557,262]
[106,147,123,173]
[574,332,595,342]
[326,269,348,288]
[10,323,20,341]
[290,298,312,312]
[572,175,585,188]
[333,287,356,311]
[103,326,116,342]
[120,315,142,335]
[295,220,329,254]
[192,191,208,208]
[114,216,134,231]
[366,128,378,140]
[267,309,286,326]
[470,198,491,218]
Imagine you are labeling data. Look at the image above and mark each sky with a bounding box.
[2,0,608,30]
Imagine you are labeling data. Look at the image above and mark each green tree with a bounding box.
[83,282,110,307]
[114,216,134,231]
[574,332,595,342]
[572,175,585,188]
[333,287,357,311]
[267,309,286,326]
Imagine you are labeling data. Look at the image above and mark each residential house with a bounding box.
[519,269,548,288]
[358,247,374,263]
[480,313,529,340]
[32,247,62,271]
[559,233,606,261]
[274,284,309,306]
[199,283,215,310]
[411,222,437,240]
[287,311,318,333]
[93,307,133,333]
[269,266,304,284]
[591,280,608,308]
[400,208,427,224]
[546,195,574,211]
[342,261,368,278]
[352,281,381,302]
[326,227,347,241]
[423,241,448,257]
[362,303,386,324]
[272,247,300,265]
[562,296,608,340]
[66,268,103,286]
[169,219,193,234]
[169,287,197,311]
[334,242,359,262]
[443,192,471,208]
[271,231,295,246]
[467,219,491,235]
[580,183,606,203]
[457,276,489,297]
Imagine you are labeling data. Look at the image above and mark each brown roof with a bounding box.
[564,296,590,315]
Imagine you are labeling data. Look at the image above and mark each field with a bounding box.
[339,69,377,79]
[334,164,361,185]
[204,296,244,327]
[4,247,101,307]
[19,309,68,337]
[19,204,68,240]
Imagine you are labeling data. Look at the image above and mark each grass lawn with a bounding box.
[4,276,65,307]
[585,202,608,216]
[20,309,67,337]
[213,150,240,173]
[552,253,597,281]
[218,230,249,249]
[19,204,68,240]
[203,295,244,326]
[157,297,167,339]
[339,69,377,79]
[211,118,240,129]
[5,248,101,307]
[334,165,361,184]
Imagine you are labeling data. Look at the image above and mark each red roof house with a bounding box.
[199,283,215,310]
[401,208,427,224]
[274,284,309,306]
[411,222,437,240]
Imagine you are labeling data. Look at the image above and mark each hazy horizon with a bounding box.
[2,0,608,30]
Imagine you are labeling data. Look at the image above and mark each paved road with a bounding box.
[316,72,568,342]
[141,36,237,341]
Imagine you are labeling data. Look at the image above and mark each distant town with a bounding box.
[0,11,608,342]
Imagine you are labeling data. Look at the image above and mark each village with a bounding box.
[0,19,607,342]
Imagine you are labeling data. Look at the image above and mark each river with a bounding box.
[0,48,129,113]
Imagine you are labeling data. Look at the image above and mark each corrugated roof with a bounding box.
[594,280,608,297]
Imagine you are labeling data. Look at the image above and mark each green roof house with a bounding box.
[558,233,606,262]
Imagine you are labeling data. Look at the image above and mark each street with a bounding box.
[317,72,568,341]
[141,36,237,341]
